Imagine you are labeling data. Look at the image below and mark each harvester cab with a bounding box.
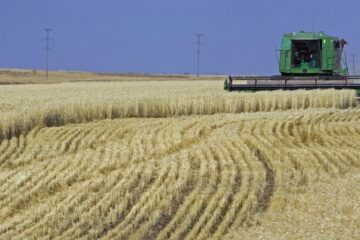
[225,31,360,91]
[279,31,348,76]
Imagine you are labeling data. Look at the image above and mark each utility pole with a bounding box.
[351,54,356,75]
[43,28,53,80]
[195,33,204,77]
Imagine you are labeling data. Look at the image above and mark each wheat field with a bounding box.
[0,81,356,141]
[0,81,360,239]
[0,69,223,84]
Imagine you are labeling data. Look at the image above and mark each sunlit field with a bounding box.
[0,80,359,239]
[0,81,356,141]
[0,69,223,84]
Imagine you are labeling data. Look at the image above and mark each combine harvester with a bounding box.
[224,31,360,91]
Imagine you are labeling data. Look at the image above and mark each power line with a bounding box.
[195,33,204,77]
[43,28,53,80]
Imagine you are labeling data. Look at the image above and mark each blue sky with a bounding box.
[0,0,359,75]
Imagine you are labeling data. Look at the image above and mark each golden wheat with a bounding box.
[0,81,359,239]
[0,69,223,84]
[0,106,359,239]
[0,81,357,142]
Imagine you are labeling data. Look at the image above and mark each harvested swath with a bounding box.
[0,108,359,239]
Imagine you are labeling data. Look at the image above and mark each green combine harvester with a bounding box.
[224,31,360,91]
